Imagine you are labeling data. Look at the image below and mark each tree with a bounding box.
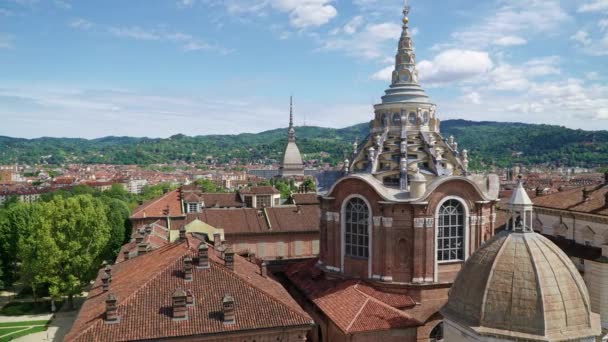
[194,179,219,193]
[301,178,316,192]
[103,198,130,260]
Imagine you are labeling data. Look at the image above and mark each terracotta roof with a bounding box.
[201,193,243,208]
[66,235,312,342]
[533,185,608,216]
[239,186,280,195]
[182,206,320,235]
[290,193,320,205]
[131,190,183,219]
[286,259,420,334]
[182,193,201,203]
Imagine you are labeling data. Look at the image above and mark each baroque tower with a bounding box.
[287,4,501,341]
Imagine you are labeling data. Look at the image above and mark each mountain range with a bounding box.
[1,120,607,169]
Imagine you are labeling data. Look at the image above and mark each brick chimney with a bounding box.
[137,243,148,255]
[536,187,544,197]
[197,244,209,269]
[172,289,188,321]
[105,293,119,324]
[222,294,235,325]
[213,233,221,247]
[260,261,267,278]
[123,250,130,260]
[583,188,591,201]
[186,289,195,307]
[224,246,235,271]
[104,265,112,281]
[183,256,193,281]
[179,226,187,241]
[101,272,110,291]
[135,233,144,244]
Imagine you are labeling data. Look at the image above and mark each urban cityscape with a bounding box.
[1,0,608,341]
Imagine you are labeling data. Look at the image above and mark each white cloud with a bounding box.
[417,49,494,84]
[463,92,482,105]
[571,30,591,45]
[70,18,94,30]
[322,22,401,60]
[586,71,601,80]
[578,0,608,13]
[600,19,608,31]
[493,35,527,46]
[105,26,230,54]
[343,16,364,35]
[370,65,393,81]
[437,1,569,50]
[225,0,337,28]
[597,108,608,119]
[0,33,14,49]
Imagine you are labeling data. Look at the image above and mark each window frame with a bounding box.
[344,197,370,259]
[436,198,467,264]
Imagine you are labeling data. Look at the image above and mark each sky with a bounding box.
[0,0,607,138]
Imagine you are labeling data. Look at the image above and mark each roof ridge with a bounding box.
[345,297,370,332]
[132,189,179,215]
[215,255,311,321]
[70,243,189,341]
[352,282,417,322]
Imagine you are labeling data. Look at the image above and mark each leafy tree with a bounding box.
[104,199,130,260]
[194,179,219,193]
[301,178,316,192]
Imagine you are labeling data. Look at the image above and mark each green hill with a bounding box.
[0,120,607,169]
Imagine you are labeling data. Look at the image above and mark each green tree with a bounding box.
[301,178,316,192]
[194,179,219,193]
[104,198,130,260]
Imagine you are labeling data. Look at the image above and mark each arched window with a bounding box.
[437,199,464,262]
[408,112,417,125]
[392,113,401,124]
[423,111,429,124]
[429,322,444,341]
[344,198,369,258]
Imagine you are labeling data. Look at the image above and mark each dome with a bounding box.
[283,142,303,167]
[442,230,600,341]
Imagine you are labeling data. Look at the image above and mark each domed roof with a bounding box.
[442,230,600,341]
[283,142,303,167]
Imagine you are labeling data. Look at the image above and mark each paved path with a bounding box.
[0,313,53,323]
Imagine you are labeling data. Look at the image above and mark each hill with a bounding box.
[0,120,607,169]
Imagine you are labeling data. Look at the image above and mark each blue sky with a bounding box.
[0,0,607,138]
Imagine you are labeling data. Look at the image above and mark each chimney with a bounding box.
[183,256,193,281]
[179,226,187,241]
[101,272,110,291]
[104,265,112,283]
[105,293,119,324]
[296,205,302,214]
[224,246,235,271]
[583,188,591,202]
[123,250,130,260]
[536,187,543,197]
[197,244,209,269]
[186,289,195,306]
[213,233,221,247]
[135,233,144,244]
[137,243,148,255]
[222,294,235,325]
[172,289,188,321]
[260,261,267,278]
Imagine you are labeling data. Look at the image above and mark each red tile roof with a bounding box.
[239,186,280,195]
[131,190,184,219]
[66,235,312,342]
[533,185,608,216]
[286,259,420,334]
[291,193,320,205]
[200,193,243,208]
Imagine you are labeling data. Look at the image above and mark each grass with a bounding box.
[0,326,47,342]
[0,320,49,342]
[0,300,63,316]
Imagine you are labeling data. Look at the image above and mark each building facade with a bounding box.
[286,4,499,341]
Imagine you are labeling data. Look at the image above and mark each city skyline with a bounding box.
[1,0,608,138]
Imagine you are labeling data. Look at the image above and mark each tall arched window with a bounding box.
[344,198,369,258]
[437,199,464,262]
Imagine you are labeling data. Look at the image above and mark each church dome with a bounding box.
[442,229,600,341]
[283,142,303,167]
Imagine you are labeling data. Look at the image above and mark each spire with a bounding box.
[288,96,295,142]
[379,0,430,104]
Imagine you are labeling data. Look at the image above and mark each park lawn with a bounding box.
[0,321,48,342]
[0,320,49,328]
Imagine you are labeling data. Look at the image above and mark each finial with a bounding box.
[289,96,294,129]
[402,0,411,24]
